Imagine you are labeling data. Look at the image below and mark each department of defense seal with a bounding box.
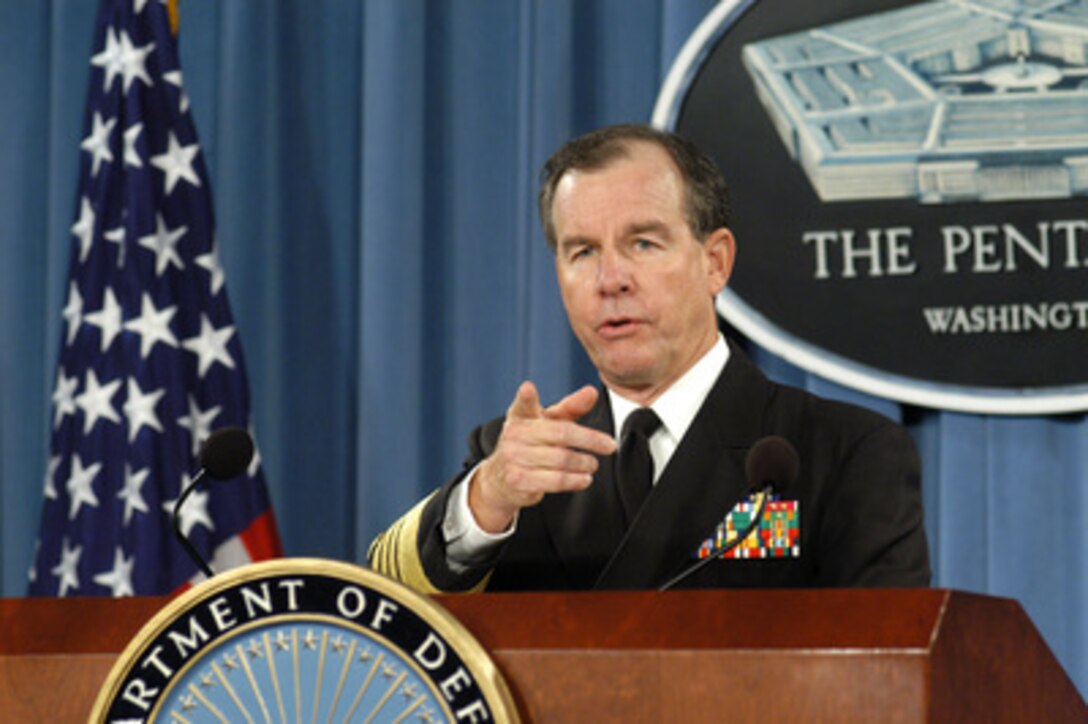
[90,558,519,723]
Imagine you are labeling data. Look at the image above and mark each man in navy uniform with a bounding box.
[369,124,930,593]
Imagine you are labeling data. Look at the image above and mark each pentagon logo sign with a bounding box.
[654,0,1088,414]
[91,559,519,723]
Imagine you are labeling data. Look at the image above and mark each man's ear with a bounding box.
[704,227,736,296]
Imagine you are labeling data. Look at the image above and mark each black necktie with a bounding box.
[617,408,662,526]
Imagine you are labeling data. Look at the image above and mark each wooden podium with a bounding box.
[2,589,1084,721]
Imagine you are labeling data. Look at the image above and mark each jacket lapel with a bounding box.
[594,345,774,589]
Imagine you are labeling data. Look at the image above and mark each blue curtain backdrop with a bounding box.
[1,0,1084,697]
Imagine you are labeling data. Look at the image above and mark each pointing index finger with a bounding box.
[507,381,544,420]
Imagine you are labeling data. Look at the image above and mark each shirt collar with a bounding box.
[608,334,729,442]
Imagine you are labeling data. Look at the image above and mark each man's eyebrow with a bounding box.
[557,221,671,250]
[558,235,594,251]
[625,220,671,238]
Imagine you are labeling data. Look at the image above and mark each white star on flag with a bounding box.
[124,122,144,168]
[123,293,178,359]
[182,315,236,377]
[247,425,263,477]
[90,27,124,92]
[81,112,117,177]
[138,213,187,275]
[66,454,103,520]
[103,225,126,266]
[51,539,82,597]
[150,131,201,195]
[118,464,150,526]
[44,456,61,501]
[165,483,214,537]
[93,547,136,597]
[116,30,155,93]
[71,197,96,264]
[123,377,166,442]
[51,368,79,429]
[75,369,123,434]
[163,70,191,113]
[177,394,221,457]
[83,288,124,353]
[61,282,84,344]
[195,243,225,295]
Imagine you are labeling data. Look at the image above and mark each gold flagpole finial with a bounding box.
[167,0,179,35]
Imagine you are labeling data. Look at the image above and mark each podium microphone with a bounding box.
[172,427,254,579]
[659,436,800,591]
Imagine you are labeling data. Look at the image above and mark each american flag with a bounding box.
[28,0,281,597]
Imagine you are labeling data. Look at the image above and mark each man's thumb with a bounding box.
[545,385,599,421]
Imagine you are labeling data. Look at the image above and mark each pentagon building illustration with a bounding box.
[742,0,1088,203]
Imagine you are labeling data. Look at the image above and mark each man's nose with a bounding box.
[597,248,632,294]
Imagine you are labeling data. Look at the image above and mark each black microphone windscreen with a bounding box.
[744,436,800,492]
[199,427,254,480]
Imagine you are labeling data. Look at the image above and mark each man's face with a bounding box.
[551,142,734,404]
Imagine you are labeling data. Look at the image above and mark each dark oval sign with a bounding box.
[654,0,1088,414]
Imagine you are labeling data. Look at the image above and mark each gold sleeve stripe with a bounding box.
[367,492,491,595]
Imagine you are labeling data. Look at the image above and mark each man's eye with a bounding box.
[634,238,657,250]
[570,247,593,260]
